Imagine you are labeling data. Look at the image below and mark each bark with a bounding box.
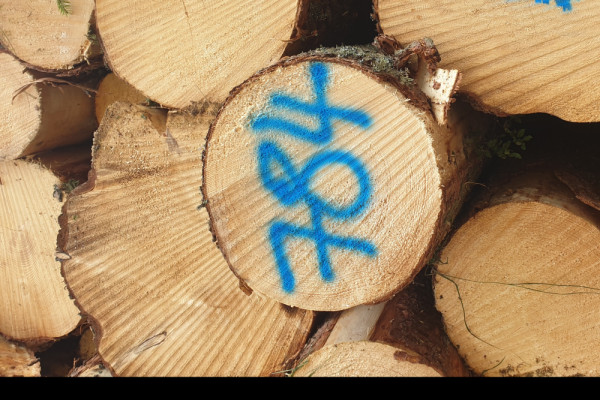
[0,0,100,71]
[0,52,97,160]
[374,0,600,122]
[94,0,308,108]
[289,269,472,376]
[0,335,41,377]
[57,102,314,376]
[432,157,600,376]
[202,37,493,311]
[0,160,82,346]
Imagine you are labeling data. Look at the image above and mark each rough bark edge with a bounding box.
[369,267,473,377]
[555,165,600,212]
[68,354,113,377]
[272,311,341,376]
[55,104,171,376]
[55,166,109,373]
[371,1,511,119]
[282,0,311,53]
[283,269,473,377]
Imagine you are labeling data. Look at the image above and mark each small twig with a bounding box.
[271,358,309,377]
[12,78,97,103]
[435,269,501,350]
[481,356,506,376]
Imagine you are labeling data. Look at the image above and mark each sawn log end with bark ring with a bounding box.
[434,171,600,377]
[203,52,481,311]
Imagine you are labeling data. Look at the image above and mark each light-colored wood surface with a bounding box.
[0,52,41,159]
[203,54,486,311]
[0,52,97,160]
[304,273,471,377]
[0,160,81,344]
[59,102,313,376]
[292,341,442,377]
[94,73,147,124]
[375,0,600,122]
[0,335,41,377]
[434,170,600,376]
[95,0,303,108]
[0,0,96,70]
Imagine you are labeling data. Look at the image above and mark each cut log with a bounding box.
[94,73,147,124]
[57,102,314,376]
[0,335,41,377]
[0,52,97,160]
[94,0,306,108]
[203,40,492,311]
[0,0,99,71]
[374,0,600,122]
[0,160,81,346]
[433,165,600,377]
[289,270,471,376]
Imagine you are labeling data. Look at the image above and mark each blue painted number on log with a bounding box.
[250,62,377,293]
[534,0,576,12]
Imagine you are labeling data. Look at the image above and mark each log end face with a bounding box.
[58,102,313,376]
[0,0,97,71]
[0,53,43,160]
[375,0,600,122]
[95,0,299,108]
[0,160,81,343]
[434,200,600,376]
[204,58,445,311]
[292,341,443,377]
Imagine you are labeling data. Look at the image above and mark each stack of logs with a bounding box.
[1,0,599,377]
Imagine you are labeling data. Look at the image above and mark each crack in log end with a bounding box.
[164,128,181,155]
[111,331,168,372]
[132,331,167,355]
[393,350,422,365]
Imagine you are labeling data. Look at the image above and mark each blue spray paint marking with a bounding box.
[252,62,372,145]
[533,0,576,12]
[250,62,377,294]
